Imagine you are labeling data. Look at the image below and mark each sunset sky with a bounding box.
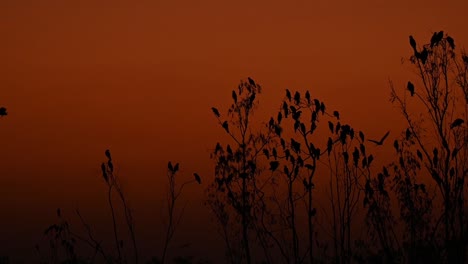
[1,0,468,262]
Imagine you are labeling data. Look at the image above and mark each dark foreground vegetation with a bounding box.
[2,32,468,263]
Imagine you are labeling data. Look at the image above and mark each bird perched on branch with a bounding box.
[409,35,417,52]
[193,173,201,184]
[0,107,7,117]
[407,81,415,96]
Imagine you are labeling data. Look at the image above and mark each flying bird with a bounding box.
[193,173,201,184]
[368,131,390,146]
[211,107,220,117]
[0,107,7,117]
[407,81,415,96]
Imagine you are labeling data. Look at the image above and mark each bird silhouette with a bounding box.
[0,107,7,117]
[419,48,428,64]
[294,91,300,104]
[222,121,229,132]
[446,36,455,49]
[305,91,311,104]
[248,77,256,86]
[333,110,340,120]
[407,81,415,96]
[286,89,292,102]
[193,173,201,184]
[405,128,412,140]
[436,31,444,42]
[430,31,444,47]
[450,118,464,129]
[105,149,112,160]
[232,90,237,103]
[212,107,220,117]
[430,32,438,47]
[368,131,390,146]
[409,35,417,51]
[269,161,279,171]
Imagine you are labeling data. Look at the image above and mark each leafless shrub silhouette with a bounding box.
[389,31,468,262]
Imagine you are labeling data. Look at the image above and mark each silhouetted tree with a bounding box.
[207,78,271,264]
[390,32,468,262]
[160,162,201,264]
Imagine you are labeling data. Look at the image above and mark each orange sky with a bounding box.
[1,0,468,262]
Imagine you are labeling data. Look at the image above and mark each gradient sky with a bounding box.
[1,0,468,262]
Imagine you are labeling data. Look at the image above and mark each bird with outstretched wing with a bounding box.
[368,131,390,146]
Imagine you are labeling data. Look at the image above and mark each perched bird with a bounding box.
[282,101,289,117]
[168,161,173,172]
[193,173,201,184]
[417,149,423,160]
[407,81,415,96]
[359,131,365,142]
[430,31,444,47]
[368,131,390,146]
[57,208,61,217]
[333,110,340,120]
[0,107,7,117]
[450,118,464,129]
[232,90,237,103]
[222,121,229,132]
[212,107,220,117]
[248,77,256,86]
[436,31,444,43]
[409,35,417,51]
[305,91,311,104]
[277,112,283,123]
[430,32,438,47]
[105,149,112,160]
[269,161,279,171]
[446,36,455,49]
[294,91,300,105]
[286,89,292,102]
[419,48,428,64]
